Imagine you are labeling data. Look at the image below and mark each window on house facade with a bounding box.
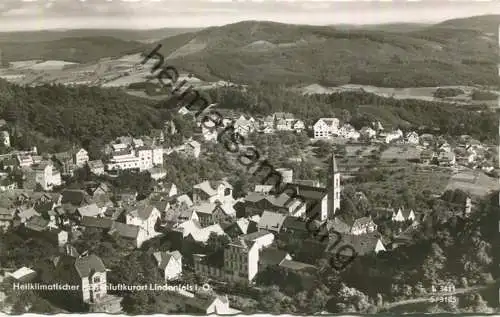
[93,276,100,283]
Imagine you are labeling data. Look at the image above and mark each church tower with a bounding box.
[327,153,341,217]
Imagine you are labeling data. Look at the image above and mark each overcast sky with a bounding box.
[0,0,499,31]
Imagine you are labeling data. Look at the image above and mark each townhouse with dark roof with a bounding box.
[43,253,121,312]
[194,201,236,227]
[21,215,68,247]
[240,192,306,218]
[258,248,292,270]
[61,189,91,207]
[108,221,147,248]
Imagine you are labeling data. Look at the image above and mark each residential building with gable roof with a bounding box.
[405,131,420,144]
[74,148,89,167]
[181,293,240,315]
[108,221,148,248]
[313,118,340,139]
[43,252,122,312]
[325,232,386,257]
[125,204,161,238]
[391,208,416,222]
[87,160,105,175]
[153,250,183,281]
[241,192,306,218]
[349,216,378,235]
[33,161,62,191]
[257,211,287,233]
[194,201,236,227]
[186,224,227,244]
[75,203,102,220]
[258,248,292,270]
[192,180,233,205]
[193,230,274,283]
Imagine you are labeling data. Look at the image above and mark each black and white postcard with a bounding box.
[0,0,499,315]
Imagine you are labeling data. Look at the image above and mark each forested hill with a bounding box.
[0,79,163,154]
[0,36,146,65]
[151,16,499,87]
[0,77,495,156]
[205,85,497,142]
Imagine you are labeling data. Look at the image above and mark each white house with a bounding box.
[405,131,419,145]
[17,155,33,167]
[261,116,275,129]
[125,205,162,239]
[350,216,378,235]
[107,146,163,172]
[193,231,274,283]
[233,115,257,136]
[293,120,305,133]
[192,180,233,205]
[391,208,416,222]
[182,294,240,315]
[0,131,10,148]
[259,126,274,134]
[153,250,183,281]
[87,160,105,175]
[34,161,62,191]
[136,147,154,170]
[73,254,108,303]
[372,121,384,132]
[202,126,218,142]
[74,148,89,167]
[384,129,403,143]
[360,126,377,139]
[187,224,227,244]
[273,113,296,131]
[339,124,360,140]
[313,118,340,139]
[464,197,472,216]
[225,231,274,282]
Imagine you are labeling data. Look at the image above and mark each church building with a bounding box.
[278,153,341,222]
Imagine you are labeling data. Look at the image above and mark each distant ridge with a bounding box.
[0,15,497,87]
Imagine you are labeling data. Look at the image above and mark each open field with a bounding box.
[445,169,500,197]
[300,84,498,107]
[357,164,452,197]
[381,146,422,161]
